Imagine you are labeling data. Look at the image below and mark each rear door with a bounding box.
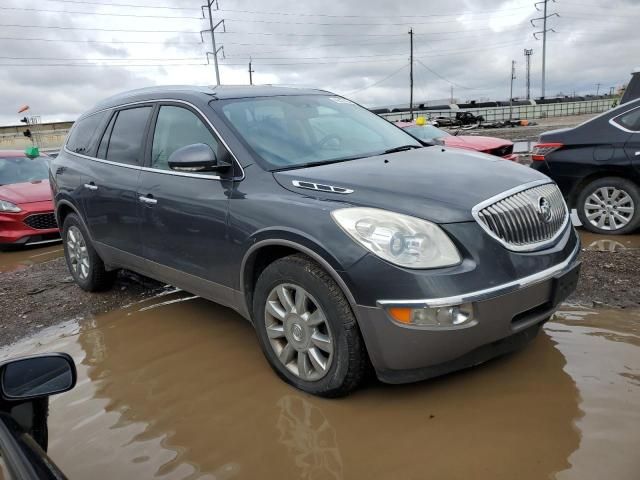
[611,105,640,175]
[137,103,236,298]
[84,105,153,258]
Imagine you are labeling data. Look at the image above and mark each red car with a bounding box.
[0,150,60,248]
[397,121,518,161]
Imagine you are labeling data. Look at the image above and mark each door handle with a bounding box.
[635,151,640,156]
[83,183,98,191]
[138,195,158,205]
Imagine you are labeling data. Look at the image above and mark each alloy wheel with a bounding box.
[66,226,90,280]
[264,283,334,381]
[584,186,635,231]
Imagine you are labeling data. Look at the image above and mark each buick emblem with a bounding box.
[538,197,553,223]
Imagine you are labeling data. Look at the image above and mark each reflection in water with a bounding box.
[579,230,640,252]
[0,244,62,273]
[0,295,638,479]
[276,396,342,480]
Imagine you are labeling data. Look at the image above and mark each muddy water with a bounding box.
[0,244,63,273]
[579,230,640,252]
[1,294,638,480]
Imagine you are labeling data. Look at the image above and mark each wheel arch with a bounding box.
[240,236,359,324]
[568,170,639,208]
[55,199,94,243]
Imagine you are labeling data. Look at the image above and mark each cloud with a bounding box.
[0,0,637,123]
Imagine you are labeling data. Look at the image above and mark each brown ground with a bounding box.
[1,244,638,348]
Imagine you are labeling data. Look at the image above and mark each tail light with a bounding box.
[531,142,563,161]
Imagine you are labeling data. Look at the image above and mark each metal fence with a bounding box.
[380,98,615,123]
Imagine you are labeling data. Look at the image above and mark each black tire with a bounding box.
[576,177,640,235]
[62,213,115,291]
[253,254,367,397]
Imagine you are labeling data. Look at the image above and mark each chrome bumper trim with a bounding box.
[377,240,580,309]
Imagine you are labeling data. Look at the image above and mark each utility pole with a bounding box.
[524,49,533,100]
[201,1,224,85]
[595,83,601,96]
[450,85,454,105]
[409,28,414,120]
[248,58,255,85]
[531,0,558,99]
[509,60,516,121]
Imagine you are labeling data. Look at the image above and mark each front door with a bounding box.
[137,103,236,302]
[83,105,153,257]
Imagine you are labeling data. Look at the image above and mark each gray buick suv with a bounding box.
[50,86,580,397]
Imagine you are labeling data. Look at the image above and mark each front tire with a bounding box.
[253,254,367,397]
[62,213,115,291]
[576,177,640,235]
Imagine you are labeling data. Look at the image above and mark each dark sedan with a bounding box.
[532,98,640,234]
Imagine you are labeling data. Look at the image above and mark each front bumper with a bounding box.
[0,202,60,246]
[353,239,581,384]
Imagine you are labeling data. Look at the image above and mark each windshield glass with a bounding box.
[219,95,420,170]
[404,125,451,142]
[0,156,49,186]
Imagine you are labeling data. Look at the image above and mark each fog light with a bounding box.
[388,304,474,327]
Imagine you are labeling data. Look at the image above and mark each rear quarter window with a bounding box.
[66,111,107,155]
[613,107,640,131]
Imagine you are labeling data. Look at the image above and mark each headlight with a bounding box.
[331,207,461,269]
[0,200,21,213]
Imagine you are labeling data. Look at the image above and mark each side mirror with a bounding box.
[0,353,76,401]
[167,143,230,173]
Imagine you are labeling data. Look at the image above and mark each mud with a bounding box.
[1,230,639,347]
[0,293,638,480]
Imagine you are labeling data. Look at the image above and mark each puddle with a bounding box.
[0,243,63,273]
[1,295,638,479]
[579,230,640,252]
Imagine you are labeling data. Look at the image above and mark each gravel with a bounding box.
[1,245,638,348]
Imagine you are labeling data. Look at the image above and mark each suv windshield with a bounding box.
[219,95,420,170]
[0,156,49,186]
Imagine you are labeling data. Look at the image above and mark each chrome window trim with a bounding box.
[64,98,245,181]
[377,238,580,309]
[608,105,640,133]
[471,179,569,252]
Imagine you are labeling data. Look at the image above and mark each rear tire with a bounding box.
[252,254,367,397]
[62,213,115,291]
[576,177,640,235]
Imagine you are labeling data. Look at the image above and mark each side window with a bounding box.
[151,106,219,171]
[96,113,116,160]
[614,107,640,131]
[105,107,152,166]
[66,111,107,155]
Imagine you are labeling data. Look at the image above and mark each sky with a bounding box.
[0,0,638,124]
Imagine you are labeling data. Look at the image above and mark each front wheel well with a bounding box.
[243,245,301,314]
[56,203,75,228]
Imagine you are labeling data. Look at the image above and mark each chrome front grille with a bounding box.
[473,182,568,251]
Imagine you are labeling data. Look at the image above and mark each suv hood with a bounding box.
[0,180,52,205]
[274,147,548,223]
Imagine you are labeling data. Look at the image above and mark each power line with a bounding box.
[0,6,202,19]
[0,56,203,61]
[223,12,531,27]
[0,24,201,33]
[0,36,203,45]
[0,63,207,67]
[220,26,523,37]
[347,63,409,95]
[415,60,482,90]
[44,0,200,10]
[215,6,532,18]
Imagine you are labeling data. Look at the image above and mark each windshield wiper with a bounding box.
[271,154,368,172]
[380,144,422,155]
